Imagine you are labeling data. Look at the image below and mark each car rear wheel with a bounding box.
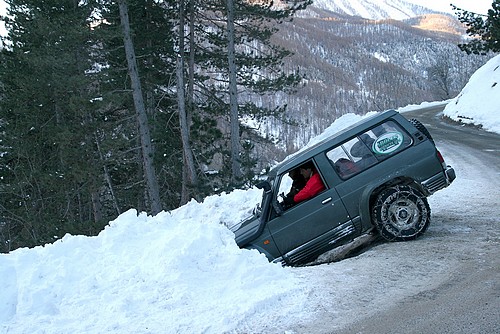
[372,185,430,241]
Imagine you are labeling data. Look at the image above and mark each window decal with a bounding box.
[373,132,404,154]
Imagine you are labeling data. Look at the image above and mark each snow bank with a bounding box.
[0,191,305,334]
[443,54,500,134]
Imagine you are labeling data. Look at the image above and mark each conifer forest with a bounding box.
[0,0,496,252]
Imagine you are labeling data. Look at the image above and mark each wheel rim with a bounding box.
[374,186,430,240]
[388,198,420,229]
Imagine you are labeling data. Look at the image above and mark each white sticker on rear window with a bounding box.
[373,132,404,154]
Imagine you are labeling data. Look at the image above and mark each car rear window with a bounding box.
[326,120,412,179]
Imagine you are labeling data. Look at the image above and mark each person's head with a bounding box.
[299,161,315,180]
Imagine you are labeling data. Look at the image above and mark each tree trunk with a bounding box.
[178,0,198,205]
[188,0,195,126]
[91,191,103,223]
[226,0,241,183]
[118,0,162,215]
[95,133,121,215]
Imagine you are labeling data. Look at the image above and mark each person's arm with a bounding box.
[293,173,325,203]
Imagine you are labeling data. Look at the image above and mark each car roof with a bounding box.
[270,109,399,176]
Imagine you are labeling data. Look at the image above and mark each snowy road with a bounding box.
[336,107,500,333]
[259,106,500,334]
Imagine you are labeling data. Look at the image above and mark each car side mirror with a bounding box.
[256,180,271,192]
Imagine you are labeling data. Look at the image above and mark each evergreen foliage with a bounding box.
[453,0,500,54]
[0,0,106,250]
[183,0,311,190]
[93,0,180,210]
[0,0,306,252]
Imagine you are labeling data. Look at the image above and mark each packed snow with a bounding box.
[443,54,500,134]
[1,54,499,334]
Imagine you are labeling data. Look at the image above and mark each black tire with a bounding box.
[372,185,430,241]
[410,118,434,143]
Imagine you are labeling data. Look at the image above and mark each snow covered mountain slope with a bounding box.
[311,0,437,20]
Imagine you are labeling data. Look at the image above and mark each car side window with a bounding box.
[277,172,294,197]
[276,161,326,210]
[276,167,306,211]
[370,121,412,159]
[327,120,412,179]
[327,136,376,179]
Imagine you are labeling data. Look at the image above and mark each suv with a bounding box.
[232,110,455,266]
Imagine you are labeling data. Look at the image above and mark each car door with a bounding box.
[266,160,353,263]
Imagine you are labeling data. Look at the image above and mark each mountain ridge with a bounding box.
[308,0,444,20]
[300,0,464,35]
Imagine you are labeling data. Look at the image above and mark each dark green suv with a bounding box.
[232,110,455,266]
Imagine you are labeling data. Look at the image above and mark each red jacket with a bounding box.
[294,172,325,203]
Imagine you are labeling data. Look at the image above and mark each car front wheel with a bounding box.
[372,185,430,241]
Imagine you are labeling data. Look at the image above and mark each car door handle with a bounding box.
[321,197,333,205]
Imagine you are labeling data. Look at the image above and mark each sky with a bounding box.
[0,54,498,334]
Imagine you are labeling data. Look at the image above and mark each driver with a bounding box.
[282,168,306,208]
[293,161,325,203]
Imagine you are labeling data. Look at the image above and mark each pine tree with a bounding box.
[184,0,311,189]
[117,0,162,214]
[0,0,106,250]
[177,0,199,205]
[453,1,500,54]
[0,0,311,251]
[94,0,182,210]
